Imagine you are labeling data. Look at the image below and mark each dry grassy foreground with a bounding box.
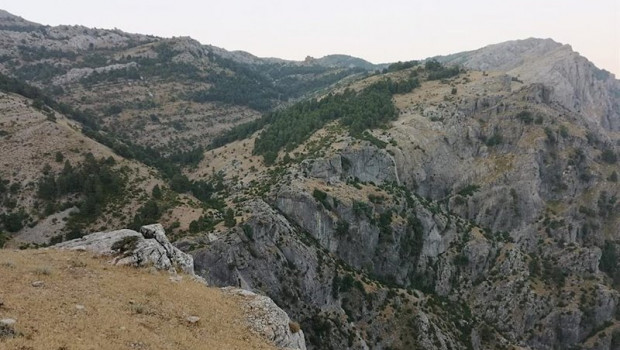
[0,249,276,350]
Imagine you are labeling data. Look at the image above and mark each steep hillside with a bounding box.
[181,44,619,349]
[0,10,619,350]
[0,79,207,248]
[0,11,372,155]
[0,248,284,350]
[437,38,620,131]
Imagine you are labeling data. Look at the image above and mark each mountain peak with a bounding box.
[437,37,569,72]
[0,9,42,28]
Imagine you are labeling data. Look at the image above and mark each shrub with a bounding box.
[424,60,460,80]
[516,111,533,124]
[1,211,27,233]
[242,224,254,240]
[131,200,161,230]
[600,242,618,276]
[223,208,236,227]
[387,60,418,72]
[151,184,162,199]
[189,214,220,234]
[602,149,617,164]
[378,211,393,242]
[453,253,469,266]
[111,235,140,254]
[335,220,350,236]
[312,188,332,210]
[458,185,480,197]
[289,321,301,333]
[485,132,503,147]
[352,200,372,219]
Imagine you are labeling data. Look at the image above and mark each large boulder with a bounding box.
[223,287,307,350]
[53,224,194,275]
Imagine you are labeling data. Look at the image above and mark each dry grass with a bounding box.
[0,249,276,350]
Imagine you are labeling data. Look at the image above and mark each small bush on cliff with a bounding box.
[335,220,350,236]
[223,208,236,227]
[111,236,140,254]
[289,321,301,333]
[313,188,332,210]
[602,148,617,164]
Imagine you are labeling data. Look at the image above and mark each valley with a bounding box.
[0,8,619,350]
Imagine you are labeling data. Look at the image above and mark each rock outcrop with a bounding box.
[54,224,194,275]
[438,38,620,131]
[52,224,307,350]
[301,145,399,185]
[223,287,307,350]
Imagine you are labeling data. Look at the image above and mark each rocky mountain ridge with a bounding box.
[437,37,620,131]
[0,9,618,350]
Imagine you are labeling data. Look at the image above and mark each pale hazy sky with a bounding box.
[3,0,620,76]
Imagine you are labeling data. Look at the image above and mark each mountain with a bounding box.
[0,9,41,30]
[0,10,619,350]
[186,52,619,349]
[305,54,386,70]
[436,38,620,131]
[0,13,373,154]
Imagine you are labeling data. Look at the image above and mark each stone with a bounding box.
[222,287,306,350]
[140,224,194,275]
[0,318,16,339]
[31,281,44,288]
[53,225,197,277]
[0,319,15,326]
[185,316,200,324]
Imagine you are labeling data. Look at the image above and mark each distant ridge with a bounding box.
[435,37,620,131]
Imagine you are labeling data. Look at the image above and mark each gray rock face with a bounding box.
[438,38,620,131]
[223,287,307,350]
[301,145,399,185]
[53,224,194,275]
[52,62,139,85]
[192,199,461,350]
[140,224,194,275]
[194,116,618,349]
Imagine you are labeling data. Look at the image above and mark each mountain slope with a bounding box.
[0,10,619,350]
[183,46,619,349]
[305,54,386,70]
[0,248,280,349]
[0,11,373,154]
[0,88,160,246]
[437,38,620,131]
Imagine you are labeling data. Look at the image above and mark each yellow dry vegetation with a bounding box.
[0,249,276,350]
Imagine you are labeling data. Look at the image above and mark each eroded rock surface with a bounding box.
[53,224,194,275]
